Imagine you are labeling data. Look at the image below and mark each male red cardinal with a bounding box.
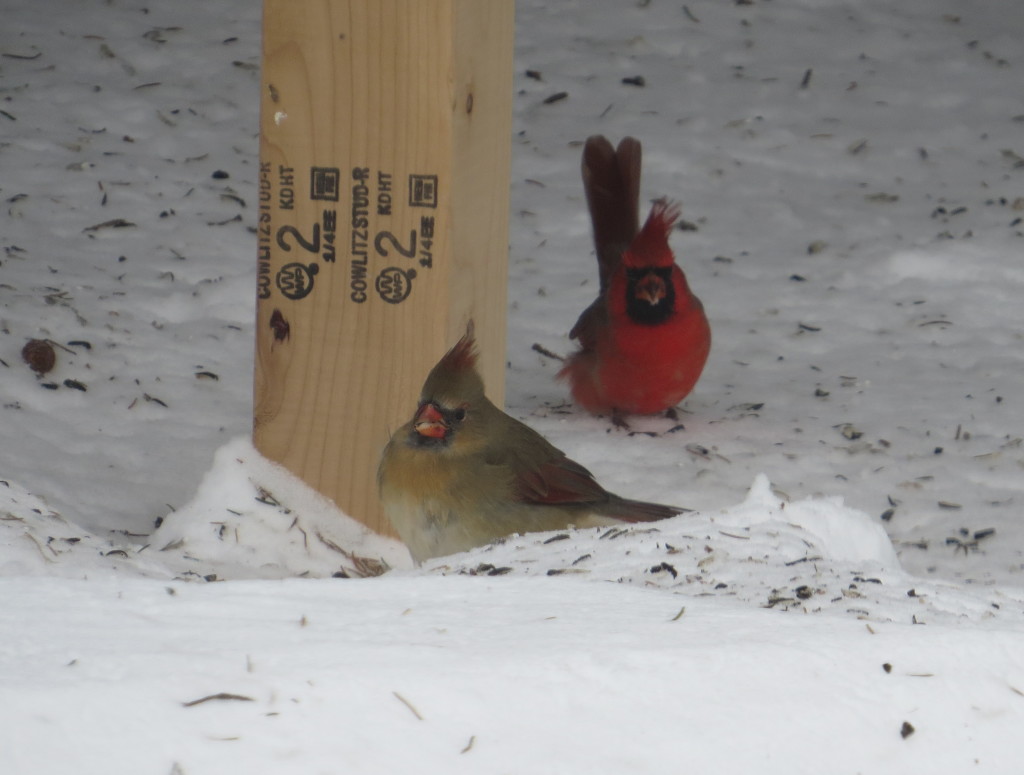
[378,325,685,563]
[559,136,711,418]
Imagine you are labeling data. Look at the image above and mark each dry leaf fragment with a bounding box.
[392,691,424,720]
[82,218,136,232]
[182,692,254,707]
[22,339,56,375]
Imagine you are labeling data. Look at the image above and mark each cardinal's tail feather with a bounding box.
[608,496,689,523]
[581,135,642,292]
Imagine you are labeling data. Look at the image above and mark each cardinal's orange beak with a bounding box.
[634,272,667,305]
[414,402,449,438]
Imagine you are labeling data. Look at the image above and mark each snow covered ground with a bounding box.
[2,0,1024,772]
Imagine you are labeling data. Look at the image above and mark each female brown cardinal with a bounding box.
[378,325,685,563]
[559,136,711,418]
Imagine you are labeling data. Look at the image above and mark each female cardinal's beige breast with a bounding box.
[379,431,454,561]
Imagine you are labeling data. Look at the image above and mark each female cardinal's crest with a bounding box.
[438,322,478,374]
[420,321,485,402]
[623,199,681,269]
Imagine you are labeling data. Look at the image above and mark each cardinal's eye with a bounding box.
[453,407,466,421]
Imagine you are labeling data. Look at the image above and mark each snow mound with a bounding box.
[3,439,1020,626]
[0,438,409,581]
[0,478,139,578]
[415,474,1022,627]
[148,437,412,580]
[724,473,901,567]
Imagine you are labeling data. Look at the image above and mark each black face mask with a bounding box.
[624,266,675,326]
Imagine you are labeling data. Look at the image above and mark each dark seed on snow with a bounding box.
[543,533,570,544]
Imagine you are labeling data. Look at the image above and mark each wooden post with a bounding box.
[254,0,513,536]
